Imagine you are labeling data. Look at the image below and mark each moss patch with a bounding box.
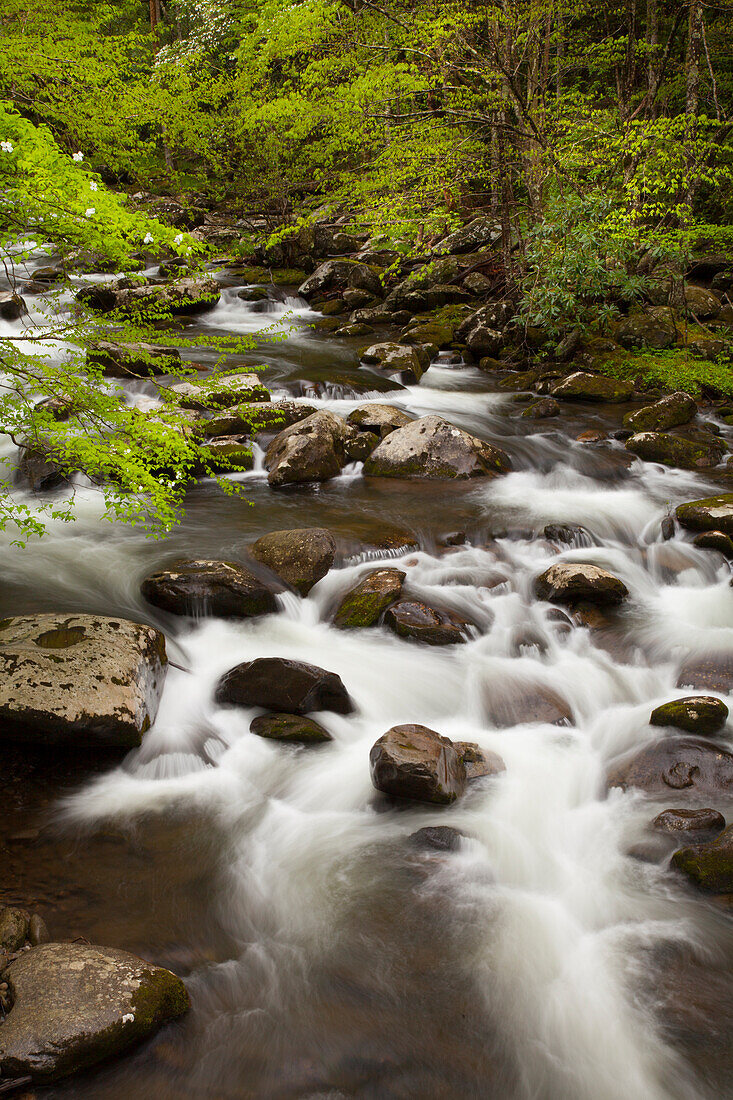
[596,347,733,398]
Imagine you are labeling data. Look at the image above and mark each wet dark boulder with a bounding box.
[361,343,423,382]
[333,568,406,628]
[140,560,277,620]
[298,260,382,301]
[0,613,167,749]
[623,392,696,433]
[0,291,26,321]
[347,404,414,439]
[0,942,189,1083]
[625,430,725,470]
[364,414,511,481]
[215,657,354,715]
[676,652,733,694]
[607,737,733,797]
[384,600,474,645]
[676,493,733,536]
[550,372,634,403]
[652,808,725,840]
[265,410,349,486]
[692,530,733,556]
[87,341,182,377]
[671,825,733,893]
[249,527,335,595]
[409,826,466,851]
[18,439,69,492]
[521,398,560,419]
[534,563,628,606]
[369,724,467,804]
[249,713,332,743]
[650,696,728,735]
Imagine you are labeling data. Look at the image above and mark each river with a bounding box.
[2,256,733,1099]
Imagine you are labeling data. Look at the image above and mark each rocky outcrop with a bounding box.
[249,713,332,742]
[676,652,733,693]
[438,216,501,254]
[607,737,733,797]
[534,563,628,606]
[652,808,725,839]
[170,373,269,411]
[0,614,167,749]
[550,372,634,403]
[117,277,221,316]
[384,600,474,645]
[140,560,277,619]
[0,942,188,1082]
[672,825,733,893]
[215,657,354,715]
[623,392,696,433]
[333,568,405,628]
[249,528,335,594]
[346,403,413,438]
[298,260,382,301]
[361,343,423,381]
[625,431,724,470]
[87,342,182,377]
[265,410,348,486]
[363,414,511,480]
[676,494,733,536]
[455,303,513,358]
[616,309,678,349]
[650,696,728,735]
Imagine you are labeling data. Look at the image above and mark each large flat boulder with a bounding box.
[346,404,413,438]
[534,563,628,606]
[360,343,423,382]
[265,411,348,486]
[623,392,696,433]
[550,372,634,403]
[676,494,733,536]
[249,528,335,594]
[625,430,724,470]
[117,277,221,316]
[249,713,332,743]
[607,737,733,797]
[298,260,382,300]
[140,560,277,619]
[0,942,188,1082]
[215,657,354,715]
[363,414,511,480]
[0,614,167,749]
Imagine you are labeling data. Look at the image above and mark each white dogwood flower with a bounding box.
[72,151,83,161]
[1,141,14,153]
[85,207,96,218]
[89,180,98,191]
[143,233,154,244]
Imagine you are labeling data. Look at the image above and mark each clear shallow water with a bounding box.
[2,260,733,1099]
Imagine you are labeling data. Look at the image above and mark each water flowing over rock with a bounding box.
[534,563,628,606]
[265,410,349,486]
[346,404,413,438]
[623,392,696,433]
[607,737,733,797]
[0,614,167,749]
[652,808,725,839]
[625,431,725,470]
[550,372,634,402]
[249,528,335,594]
[676,494,733,536]
[360,343,423,381]
[676,652,733,693]
[140,560,277,619]
[0,291,26,320]
[333,568,405,628]
[215,658,354,715]
[650,696,728,735]
[672,825,733,893]
[0,942,189,1082]
[249,713,332,742]
[369,724,467,804]
[363,414,511,480]
[384,600,474,645]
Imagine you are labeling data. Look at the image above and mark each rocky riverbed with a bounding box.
[1,229,733,1098]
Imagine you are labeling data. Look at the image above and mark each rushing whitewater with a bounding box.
[1,258,732,1100]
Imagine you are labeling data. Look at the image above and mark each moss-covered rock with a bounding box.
[361,343,423,381]
[615,309,678,350]
[626,430,725,470]
[650,696,728,735]
[672,825,733,893]
[249,527,335,594]
[0,907,29,952]
[170,373,269,411]
[199,437,254,473]
[623,391,696,432]
[676,493,733,535]
[551,371,634,403]
[249,713,332,742]
[347,403,413,438]
[333,568,406,628]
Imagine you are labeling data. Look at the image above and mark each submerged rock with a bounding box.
[652,808,725,840]
[215,657,354,715]
[650,696,728,735]
[676,493,733,536]
[364,414,511,480]
[550,372,634,403]
[369,724,466,804]
[333,568,406,628]
[534,563,628,606]
[676,652,733,694]
[0,942,189,1082]
[483,679,574,728]
[249,527,335,594]
[265,410,348,486]
[140,560,277,619]
[623,392,696,433]
[672,825,733,893]
[409,825,465,851]
[625,430,724,470]
[346,404,414,438]
[384,600,473,645]
[0,614,167,749]
[692,530,733,556]
[249,713,332,743]
[607,736,733,797]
